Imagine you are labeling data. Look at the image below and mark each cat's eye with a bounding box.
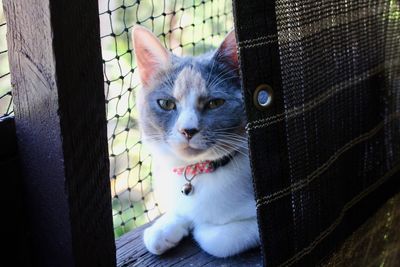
[157,99,176,111]
[206,99,225,109]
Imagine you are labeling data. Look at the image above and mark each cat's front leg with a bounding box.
[143,213,191,255]
[193,218,260,258]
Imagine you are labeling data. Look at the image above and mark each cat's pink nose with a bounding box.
[179,128,199,140]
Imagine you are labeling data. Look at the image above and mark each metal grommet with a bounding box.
[254,84,273,110]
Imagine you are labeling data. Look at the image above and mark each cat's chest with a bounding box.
[152,155,256,224]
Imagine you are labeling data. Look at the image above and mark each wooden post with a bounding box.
[3,1,116,266]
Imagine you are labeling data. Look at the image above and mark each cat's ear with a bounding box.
[214,29,239,70]
[132,26,171,87]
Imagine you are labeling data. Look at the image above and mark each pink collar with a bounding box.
[172,152,236,176]
[172,161,214,176]
[172,153,236,196]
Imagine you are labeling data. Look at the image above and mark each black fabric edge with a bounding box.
[231,1,292,266]
[231,1,290,266]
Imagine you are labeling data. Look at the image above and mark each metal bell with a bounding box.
[181,183,193,195]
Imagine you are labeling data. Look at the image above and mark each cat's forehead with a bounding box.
[173,67,207,100]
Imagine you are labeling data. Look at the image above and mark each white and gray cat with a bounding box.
[132,26,259,257]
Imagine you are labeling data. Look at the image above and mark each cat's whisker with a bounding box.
[214,141,245,159]
[230,153,242,170]
[208,74,240,90]
[142,135,162,139]
[218,136,248,147]
[212,144,240,170]
[209,145,224,158]
[213,130,245,134]
[218,142,248,151]
[215,140,249,155]
[142,136,163,142]
[217,144,249,155]
[212,65,240,78]
[212,133,247,139]
[213,128,245,132]
[217,139,248,147]
[206,55,218,86]
[208,69,238,86]
[209,75,240,90]
[219,139,248,145]
[164,73,176,90]
[229,149,243,171]
[215,135,248,145]
[213,125,245,132]
[202,135,248,152]
[215,134,248,141]
[210,146,224,158]
[143,133,164,139]
[207,67,239,89]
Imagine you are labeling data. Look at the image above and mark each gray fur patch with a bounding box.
[173,67,207,100]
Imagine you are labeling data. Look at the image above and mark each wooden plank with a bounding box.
[116,223,262,267]
[3,1,115,266]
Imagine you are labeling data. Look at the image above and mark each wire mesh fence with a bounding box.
[0,3,13,118]
[99,0,234,238]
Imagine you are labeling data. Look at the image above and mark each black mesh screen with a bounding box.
[0,4,12,118]
[274,1,400,265]
[98,0,234,238]
[233,0,400,266]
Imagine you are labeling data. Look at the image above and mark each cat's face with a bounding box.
[133,26,245,162]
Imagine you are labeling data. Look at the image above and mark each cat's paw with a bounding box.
[143,222,189,255]
[193,219,259,257]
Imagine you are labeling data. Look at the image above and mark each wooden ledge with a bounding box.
[116,193,400,266]
[116,224,262,267]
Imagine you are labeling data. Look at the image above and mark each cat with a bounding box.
[132,25,259,258]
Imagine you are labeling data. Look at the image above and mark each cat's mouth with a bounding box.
[179,143,237,162]
[178,141,209,154]
[182,146,206,155]
[169,139,237,162]
[167,139,212,159]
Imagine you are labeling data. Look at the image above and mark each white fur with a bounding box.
[143,141,259,257]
